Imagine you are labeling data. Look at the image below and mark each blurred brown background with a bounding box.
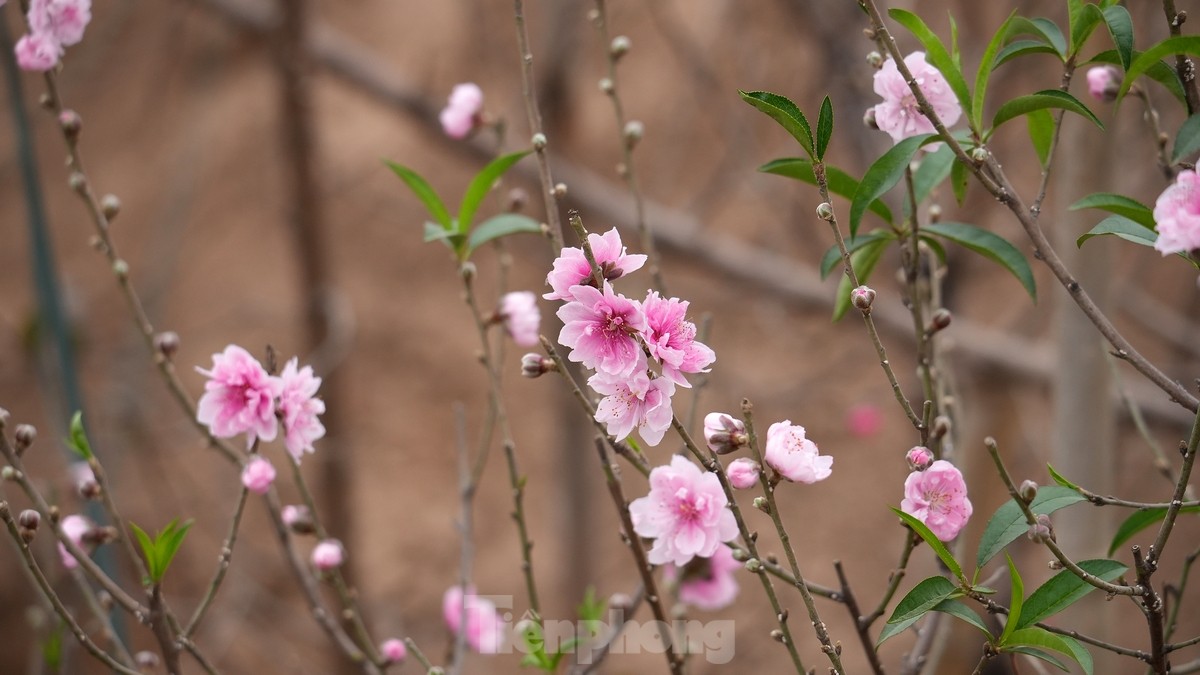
[1,0,1199,673]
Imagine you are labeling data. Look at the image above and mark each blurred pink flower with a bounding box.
[439,83,483,139]
[906,446,933,471]
[28,0,91,46]
[1153,169,1200,255]
[500,291,541,347]
[277,358,326,461]
[380,638,407,664]
[844,403,882,438]
[764,421,832,484]
[629,455,738,567]
[311,539,345,571]
[901,459,973,541]
[57,514,91,569]
[557,282,646,378]
[543,228,647,301]
[667,545,741,611]
[641,291,715,387]
[1086,66,1120,103]
[589,358,675,446]
[726,458,760,490]
[872,51,961,143]
[196,345,281,448]
[443,586,505,654]
[14,32,60,72]
[240,456,276,495]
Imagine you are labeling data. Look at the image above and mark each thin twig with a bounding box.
[513,0,565,251]
[834,561,885,675]
[184,487,250,638]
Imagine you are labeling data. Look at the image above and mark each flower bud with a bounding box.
[598,77,614,95]
[68,172,86,193]
[971,146,989,163]
[507,187,529,213]
[815,202,834,221]
[703,413,747,455]
[770,629,785,642]
[380,638,407,664]
[135,652,160,669]
[531,132,547,150]
[726,458,761,490]
[1086,65,1122,104]
[928,308,952,333]
[623,120,643,150]
[850,285,876,311]
[100,194,121,221]
[78,478,101,501]
[311,539,345,571]
[521,353,554,378]
[112,259,129,280]
[14,424,36,454]
[1018,480,1038,503]
[744,558,763,573]
[863,108,878,130]
[2,466,17,481]
[928,204,942,222]
[906,446,933,471]
[752,496,770,513]
[58,110,81,140]
[241,456,277,495]
[866,51,884,68]
[608,592,634,611]
[552,183,568,198]
[610,35,631,59]
[18,509,40,542]
[282,504,315,535]
[1027,513,1055,543]
[154,331,180,360]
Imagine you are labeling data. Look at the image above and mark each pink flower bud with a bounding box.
[703,413,746,455]
[1027,513,1055,543]
[850,285,876,311]
[14,32,61,72]
[240,456,276,495]
[500,292,541,347]
[282,505,315,535]
[845,403,882,438]
[1086,65,1121,103]
[906,446,933,471]
[380,638,407,664]
[311,539,345,571]
[14,424,36,454]
[520,353,553,378]
[58,514,93,569]
[1018,480,1039,503]
[726,458,761,490]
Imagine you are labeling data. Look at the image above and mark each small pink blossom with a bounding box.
[1153,169,1200,255]
[28,0,91,47]
[240,456,276,495]
[380,638,407,664]
[845,403,883,438]
[906,446,933,471]
[763,421,832,484]
[589,359,675,446]
[557,282,646,378]
[629,455,738,567]
[641,291,715,387]
[901,459,973,541]
[726,458,761,490]
[872,51,962,144]
[196,345,281,448]
[443,586,505,654]
[667,545,741,611]
[58,514,92,569]
[439,83,483,139]
[282,504,310,529]
[311,539,345,571]
[1086,66,1121,103]
[703,412,746,455]
[277,358,325,461]
[14,32,60,72]
[543,228,647,301]
[500,291,541,347]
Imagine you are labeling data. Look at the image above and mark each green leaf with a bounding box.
[130,519,193,584]
[877,575,960,646]
[385,161,452,230]
[1005,645,1071,671]
[833,237,889,321]
[759,158,893,224]
[999,555,1024,644]
[850,134,935,237]
[740,90,814,157]
[973,12,1018,133]
[910,144,956,212]
[577,586,606,624]
[1077,215,1157,249]
[888,10,973,125]
[1017,559,1128,629]
[820,231,895,280]
[1022,17,1068,58]
[466,214,542,255]
[932,598,992,639]
[458,150,531,236]
[976,486,1086,568]
[950,156,969,205]
[40,622,64,670]
[67,411,93,460]
[991,90,1102,134]
[1004,627,1090,673]
[1089,49,1185,104]
[1173,113,1200,163]
[1102,5,1134,70]
[1056,635,1095,675]
[922,222,1037,300]
[1069,1,1105,58]
[996,40,1062,69]
[816,96,833,161]
[1109,505,1200,556]
[130,522,155,581]
[1069,193,1154,229]
[1026,108,1055,167]
[1046,464,1080,490]
[423,221,459,246]
[892,507,966,584]
[1120,37,1200,101]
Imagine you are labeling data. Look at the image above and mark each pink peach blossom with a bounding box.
[543,228,647,301]
[901,459,973,541]
[311,539,345,571]
[726,458,761,490]
[380,638,407,664]
[906,446,933,471]
[589,358,675,446]
[629,455,738,567]
[439,83,483,139]
[14,32,60,71]
[500,291,541,347]
[640,291,715,387]
[240,456,276,495]
[557,282,646,378]
[667,544,741,611]
[1153,169,1200,255]
[28,0,91,46]
[845,403,882,438]
[58,514,91,569]
[277,358,325,461]
[196,345,281,448]
[872,51,962,143]
[764,421,832,484]
[443,586,505,654]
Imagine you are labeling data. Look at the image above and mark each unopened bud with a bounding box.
[531,132,547,150]
[971,146,989,163]
[552,183,568,198]
[311,538,345,571]
[1,466,16,481]
[507,188,529,213]
[863,108,878,130]
[521,353,556,378]
[135,652,160,669]
[608,592,633,611]
[770,629,785,643]
[752,496,770,513]
[100,194,121,220]
[928,204,942,222]
[850,285,876,311]
[39,93,53,109]
[14,424,36,454]
[623,120,643,149]
[906,446,933,471]
[282,504,315,535]
[928,308,952,333]
[154,331,180,359]
[58,110,81,140]
[703,413,747,455]
[1048,560,1063,570]
[112,259,129,280]
[727,458,761,489]
[379,639,407,665]
[610,35,631,59]
[18,509,40,532]
[730,547,748,562]
[866,51,884,68]
[816,202,834,221]
[599,77,614,95]
[68,172,86,193]
[1018,480,1039,503]
[79,479,102,501]
[744,558,763,573]
[459,261,476,282]
[86,526,118,546]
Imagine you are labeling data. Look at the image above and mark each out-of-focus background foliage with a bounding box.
[1,0,1198,672]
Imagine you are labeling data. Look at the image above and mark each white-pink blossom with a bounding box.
[439,83,483,139]
[196,345,281,448]
[443,586,505,654]
[629,455,738,567]
[872,51,961,144]
[557,282,646,378]
[763,421,832,484]
[1153,169,1200,255]
[543,228,647,301]
[589,359,675,446]
[277,357,325,461]
[58,514,92,569]
[311,539,345,571]
[500,291,541,347]
[640,291,715,387]
[726,458,761,490]
[1086,66,1120,103]
[14,32,60,72]
[667,544,741,611]
[901,459,973,541]
[240,456,276,495]
[380,638,407,664]
[28,0,91,46]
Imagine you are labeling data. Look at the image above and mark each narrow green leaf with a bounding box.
[973,12,1018,133]
[922,222,1037,300]
[458,150,531,235]
[1120,36,1200,101]
[740,90,814,157]
[833,238,889,321]
[423,222,459,245]
[1045,464,1080,490]
[1069,2,1105,58]
[1055,635,1095,675]
[1017,559,1128,629]
[1102,5,1134,70]
[1069,193,1154,229]
[1005,645,1071,671]
[759,158,894,224]
[130,522,155,581]
[1077,215,1157,249]
[816,96,833,161]
[1173,113,1200,163]
[996,40,1061,69]
[877,576,959,646]
[918,234,948,264]
[1028,17,1068,58]
[466,214,542,255]
[991,90,1102,134]
[820,231,895,280]
[976,486,1086,568]
[67,411,93,460]
[950,156,969,205]
[892,507,966,583]
[157,519,193,583]
[911,144,956,211]
[850,134,935,237]
[40,623,64,670]
[1000,554,1024,644]
[931,598,992,639]
[385,161,452,230]
[1026,108,1055,167]
[1109,505,1200,556]
[1004,627,1089,673]
[1089,49,1185,104]
[888,10,973,123]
